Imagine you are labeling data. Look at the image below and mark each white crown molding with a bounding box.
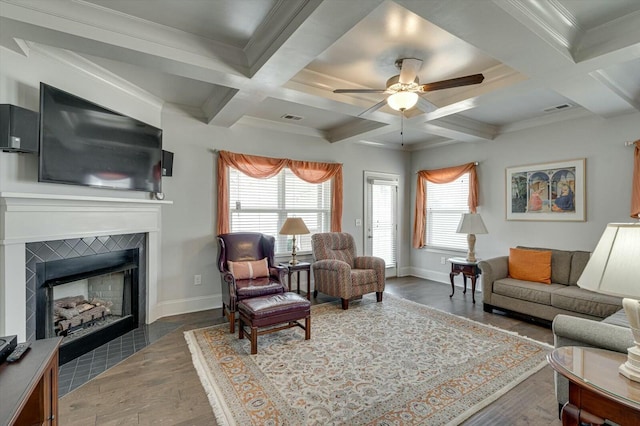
[499,106,591,134]
[590,70,640,112]
[496,0,580,61]
[236,116,327,139]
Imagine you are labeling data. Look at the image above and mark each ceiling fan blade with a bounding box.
[399,58,422,85]
[358,99,388,117]
[333,88,387,93]
[420,73,484,92]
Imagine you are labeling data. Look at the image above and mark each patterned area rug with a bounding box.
[184,295,551,425]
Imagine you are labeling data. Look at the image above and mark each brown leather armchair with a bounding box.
[217,232,287,333]
[311,232,385,309]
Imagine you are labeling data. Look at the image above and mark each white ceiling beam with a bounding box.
[0,0,247,75]
[207,0,385,127]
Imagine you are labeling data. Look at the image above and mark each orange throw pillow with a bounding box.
[228,258,269,279]
[509,248,552,284]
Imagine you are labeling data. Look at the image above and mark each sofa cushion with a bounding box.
[551,286,622,318]
[569,251,590,285]
[494,278,565,305]
[518,246,573,285]
[509,248,551,284]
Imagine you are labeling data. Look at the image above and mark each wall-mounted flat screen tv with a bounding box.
[39,83,163,192]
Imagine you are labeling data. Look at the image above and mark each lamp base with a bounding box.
[619,346,640,382]
[466,233,477,262]
[620,298,640,382]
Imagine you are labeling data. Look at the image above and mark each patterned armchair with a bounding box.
[311,232,385,309]
[217,232,287,333]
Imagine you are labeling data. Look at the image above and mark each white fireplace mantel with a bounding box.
[0,192,171,340]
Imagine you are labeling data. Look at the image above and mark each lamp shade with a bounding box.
[577,223,640,298]
[387,92,419,111]
[456,213,488,235]
[279,217,310,235]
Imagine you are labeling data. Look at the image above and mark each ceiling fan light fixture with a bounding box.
[387,91,419,111]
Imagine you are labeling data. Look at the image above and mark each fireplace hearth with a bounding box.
[35,249,140,364]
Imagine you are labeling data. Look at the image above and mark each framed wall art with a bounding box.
[505,158,586,221]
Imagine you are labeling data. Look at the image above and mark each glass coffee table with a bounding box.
[547,346,640,425]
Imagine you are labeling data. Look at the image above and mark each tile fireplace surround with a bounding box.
[0,192,170,340]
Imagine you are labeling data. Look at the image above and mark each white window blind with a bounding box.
[426,173,469,250]
[229,168,331,255]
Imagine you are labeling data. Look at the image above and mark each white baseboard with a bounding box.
[155,295,221,319]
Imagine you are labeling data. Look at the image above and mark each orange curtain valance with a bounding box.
[632,140,640,219]
[412,162,478,248]
[216,150,343,235]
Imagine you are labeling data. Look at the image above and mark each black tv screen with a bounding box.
[39,83,163,192]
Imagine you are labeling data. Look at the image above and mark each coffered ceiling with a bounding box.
[1,0,639,150]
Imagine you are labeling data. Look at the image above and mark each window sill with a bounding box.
[422,246,466,256]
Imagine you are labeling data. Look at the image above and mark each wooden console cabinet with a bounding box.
[0,337,61,426]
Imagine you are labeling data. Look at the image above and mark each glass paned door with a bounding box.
[364,172,398,277]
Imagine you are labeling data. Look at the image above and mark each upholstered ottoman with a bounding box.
[238,292,311,354]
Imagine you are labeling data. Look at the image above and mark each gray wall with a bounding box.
[409,112,640,283]
[2,43,638,315]
[0,45,409,315]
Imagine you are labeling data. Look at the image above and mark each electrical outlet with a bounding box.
[440,257,446,265]
[194,274,202,285]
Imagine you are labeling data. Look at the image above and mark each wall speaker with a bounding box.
[162,150,174,177]
[0,104,39,153]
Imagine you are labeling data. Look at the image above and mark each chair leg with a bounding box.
[376,291,383,302]
[250,326,258,355]
[313,290,318,298]
[229,311,235,334]
[238,316,245,339]
[305,316,311,340]
[341,298,349,310]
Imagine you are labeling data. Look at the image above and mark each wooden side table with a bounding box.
[548,346,640,425]
[0,337,62,426]
[280,262,311,300]
[448,257,481,304]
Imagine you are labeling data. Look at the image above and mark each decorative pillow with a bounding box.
[228,258,269,279]
[509,248,552,284]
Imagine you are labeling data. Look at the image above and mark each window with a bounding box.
[425,173,469,250]
[229,168,332,255]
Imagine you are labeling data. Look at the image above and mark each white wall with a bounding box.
[158,107,409,315]
[4,42,638,317]
[409,112,640,283]
[0,45,410,318]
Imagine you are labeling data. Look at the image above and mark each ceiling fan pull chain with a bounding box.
[401,110,404,147]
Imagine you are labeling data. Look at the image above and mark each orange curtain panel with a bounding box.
[412,162,478,248]
[216,151,343,235]
[632,140,640,219]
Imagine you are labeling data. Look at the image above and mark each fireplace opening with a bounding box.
[36,249,139,364]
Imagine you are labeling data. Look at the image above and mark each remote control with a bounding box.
[6,342,31,362]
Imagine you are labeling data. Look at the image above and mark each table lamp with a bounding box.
[577,223,640,382]
[279,217,310,265]
[456,213,488,262]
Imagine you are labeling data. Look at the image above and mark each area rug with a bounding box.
[184,294,551,425]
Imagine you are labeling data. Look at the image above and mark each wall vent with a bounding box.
[543,103,573,113]
[281,114,304,121]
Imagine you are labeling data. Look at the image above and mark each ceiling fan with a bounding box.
[333,58,484,116]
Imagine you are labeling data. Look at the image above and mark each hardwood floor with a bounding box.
[58,277,561,425]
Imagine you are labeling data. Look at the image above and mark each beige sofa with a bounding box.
[478,246,623,324]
